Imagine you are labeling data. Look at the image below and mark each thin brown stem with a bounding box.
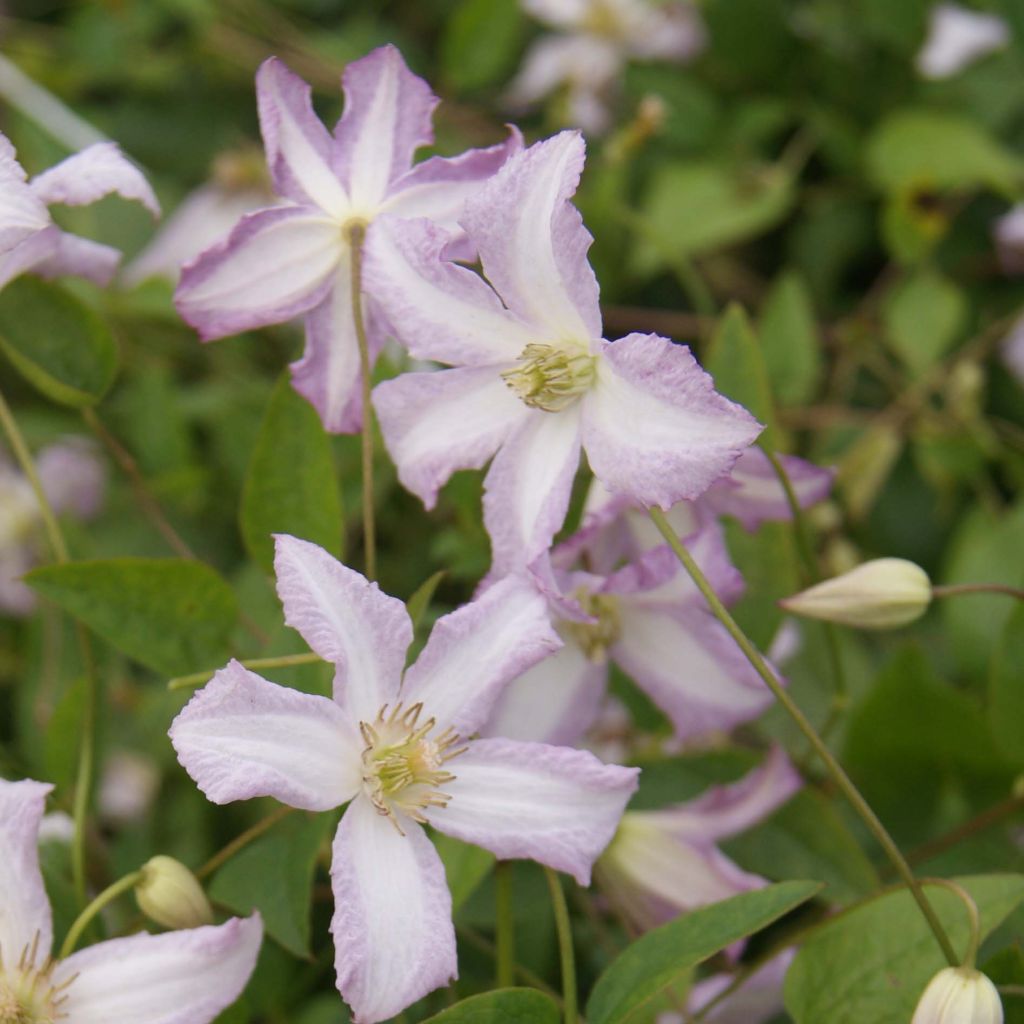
[903,795,1024,870]
[931,582,1024,601]
[196,805,295,880]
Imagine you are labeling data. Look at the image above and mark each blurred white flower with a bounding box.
[916,3,1009,79]
[98,749,161,824]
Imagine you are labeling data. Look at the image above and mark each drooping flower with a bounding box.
[0,132,159,290]
[911,966,1004,1024]
[174,46,520,433]
[506,0,706,134]
[170,535,639,1024]
[365,131,761,577]
[595,747,801,933]
[0,777,262,1024]
[916,3,1009,79]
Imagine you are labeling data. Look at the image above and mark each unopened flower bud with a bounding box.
[779,558,932,629]
[135,855,214,930]
[911,967,1003,1023]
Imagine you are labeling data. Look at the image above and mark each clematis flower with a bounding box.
[485,523,774,746]
[365,131,761,577]
[916,3,1009,79]
[506,0,706,134]
[0,132,159,290]
[0,777,262,1024]
[596,747,801,933]
[174,46,519,433]
[170,535,639,1024]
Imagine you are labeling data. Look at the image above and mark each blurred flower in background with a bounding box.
[916,3,1010,78]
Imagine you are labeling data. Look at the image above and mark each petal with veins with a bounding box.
[32,231,122,286]
[330,799,456,1024]
[0,134,49,252]
[169,660,360,811]
[30,142,159,216]
[0,226,61,289]
[273,535,410,722]
[373,366,529,509]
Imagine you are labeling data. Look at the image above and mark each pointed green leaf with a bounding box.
[434,832,495,913]
[759,272,822,406]
[407,570,447,630]
[422,989,560,1024]
[883,269,966,376]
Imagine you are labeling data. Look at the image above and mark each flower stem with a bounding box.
[59,870,144,959]
[922,878,980,968]
[495,861,516,988]
[168,652,324,691]
[931,582,1024,601]
[545,869,578,1024]
[196,805,295,880]
[347,221,377,581]
[648,506,959,967]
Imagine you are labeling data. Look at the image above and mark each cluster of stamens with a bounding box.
[501,343,597,412]
[0,936,74,1024]
[564,588,621,662]
[360,702,467,834]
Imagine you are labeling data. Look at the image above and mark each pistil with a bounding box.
[501,343,597,412]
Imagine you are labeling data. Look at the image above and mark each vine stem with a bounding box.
[347,222,377,581]
[196,805,295,880]
[0,385,96,908]
[648,506,959,967]
[545,869,578,1024]
[931,582,1024,601]
[921,878,980,968]
[168,652,323,691]
[60,870,143,959]
[495,861,516,988]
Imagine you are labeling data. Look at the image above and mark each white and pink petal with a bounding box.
[29,142,159,216]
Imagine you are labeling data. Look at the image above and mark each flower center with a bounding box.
[0,937,72,1024]
[583,0,626,39]
[501,343,597,413]
[563,589,620,662]
[360,702,466,833]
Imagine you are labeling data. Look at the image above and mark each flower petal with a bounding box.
[362,214,532,365]
[0,226,61,289]
[54,915,263,1024]
[255,57,349,217]
[31,230,122,286]
[483,638,607,746]
[611,606,775,740]
[401,575,562,736]
[686,949,795,1024]
[37,440,105,518]
[330,799,456,1024]
[169,659,359,810]
[0,778,53,969]
[30,142,159,216]
[427,738,638,885]
[461,131,601,340]
[484,405,583,577]
[0,134,49,252]
[332,45,437,211]
[373,366,528,509]
[582,334,762,507]
[175,206,341,341]
[273,535,410,722]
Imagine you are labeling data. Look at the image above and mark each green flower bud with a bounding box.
[779,557,932,629]
[135,855,214,931]
[911,967,1003,1023]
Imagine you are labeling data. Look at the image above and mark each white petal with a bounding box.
[29,142,159,215]
[31,231,122,286]
[0,134,49,252]
[917,3,1010,78]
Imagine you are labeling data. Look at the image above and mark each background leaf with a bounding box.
[422,989,559,1024]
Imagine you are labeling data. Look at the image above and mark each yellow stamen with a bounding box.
[501,343,597,413]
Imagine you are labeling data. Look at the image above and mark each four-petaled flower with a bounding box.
[174,46,519,433]
[0,778,262,1024]
[169,535,639,1024]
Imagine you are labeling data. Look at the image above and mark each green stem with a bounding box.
[495,861,516,988]
[60,870,143,959]
[545,869,578,1024]
[922,878,980,968]
[648,506,959,968]
[347,221,377,581]
[196,805,295,880]
[168,652,323,691]
[931,582,1024,601]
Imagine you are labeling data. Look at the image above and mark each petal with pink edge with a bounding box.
[53,915,263,1024]
[427,738,638,885]
[461,131,601,341]
[401,575,562,736]
[330,798,456,1024]
[332,45,437,210]
[169,660,359,811]
[175,206,341,341]
[582,335,763,508]
[255,58,349,218]
[0,137,49,252]
[30,142,159,216]
[273,535,411,722]
[363,215,532,366]
[32,231,123,286]
[686,950,795,1024]
[0,778,53,969]
[483,405,583,578]
[373,366,529,509]
[611,606,775,740]
[0,227,61,289]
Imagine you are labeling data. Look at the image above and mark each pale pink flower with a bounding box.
[0,132,159,290]
[916,3,1009,79]
[365,131,761,577]
[994,204,1024,275]
[0,777,262,1023]
[170,535,639,1024]
[174,46,519,433]
[597,748,801,933]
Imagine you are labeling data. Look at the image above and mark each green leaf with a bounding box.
[210,811,335,957]
[866,110,1023,196]
[422,989,560,1024]
[836,424,904,521]
[434,832,495,913]
[0,277,117,407]
[240,375,343,574]
[441,0,526,92]
[758,272,822,406]
[586,881,822,1024]
[407,570,446,630]
[883,269,966,376]
[990,605,1024,767]
[785,874,1024,1024]
[26,558,238,676]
